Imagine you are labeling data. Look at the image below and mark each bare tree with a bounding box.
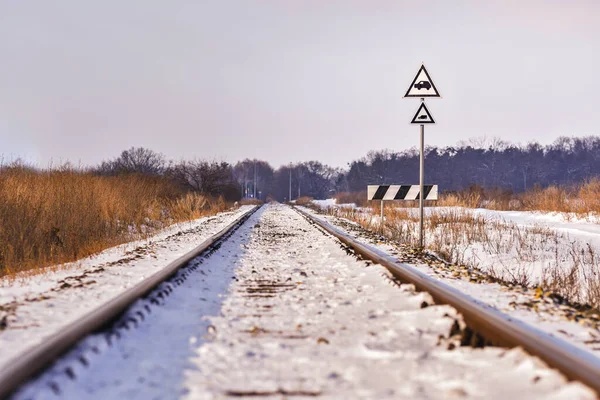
[96,147,166,176]
[167,160,233,195]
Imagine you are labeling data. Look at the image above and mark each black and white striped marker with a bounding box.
[367,185,438,201]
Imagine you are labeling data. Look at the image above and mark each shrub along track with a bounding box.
[294,206,600,396]
[1,203,598,398]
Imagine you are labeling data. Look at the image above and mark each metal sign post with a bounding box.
[367,184,439,239]
[380,200,384,234]
[419,120,425,248]
[404,63,441,249]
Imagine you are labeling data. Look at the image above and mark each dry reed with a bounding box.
[0,167,229,278]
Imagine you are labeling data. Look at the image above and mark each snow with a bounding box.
[0,206,255,374]
[311,198,357,209]
[311,198,337,208]
[470,208,600,247]
[12,204,594,399]
[301,206,600,361]
[323,203,600,304]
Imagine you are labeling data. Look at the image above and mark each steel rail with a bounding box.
[295,206,600,396]
[0,205,260,399]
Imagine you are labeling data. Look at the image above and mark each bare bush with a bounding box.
[96,147,166,176]
[167,160,233,196]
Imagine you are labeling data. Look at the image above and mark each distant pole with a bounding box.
[253,161,257,199]
[289,164,292,202]
[380,200,384,234]
[419,116,425,249]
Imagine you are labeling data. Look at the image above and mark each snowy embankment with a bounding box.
[14,204,593,399]
[312,198,357,210]
[304,203,600,359]
[402,206,600,299]
[0,206,254,373]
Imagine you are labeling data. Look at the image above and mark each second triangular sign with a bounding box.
[411,103,435,124]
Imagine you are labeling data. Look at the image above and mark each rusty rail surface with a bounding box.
[0,205,260,399]
[295,206,600,396]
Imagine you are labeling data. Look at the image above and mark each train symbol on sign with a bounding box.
[414,81,431,90]
[411,102,435,124]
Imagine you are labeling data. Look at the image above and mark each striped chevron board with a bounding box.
[367,185,438,200]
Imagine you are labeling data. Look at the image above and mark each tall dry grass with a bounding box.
[438,178,600,215]
[294,196,314,206]
[323,204,600,308]
[0,167,229,277]
[333,191,367,207]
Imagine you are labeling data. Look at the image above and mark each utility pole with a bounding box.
[253,161,257,199]
[289,164,292,202]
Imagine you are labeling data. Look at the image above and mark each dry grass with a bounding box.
[325,181,600,308]
[438,179,600,216]
[294,196,314,206]
[0,167,230,278]
[333,191,367,207]
[324,203,600,309]
[239,198,263,206]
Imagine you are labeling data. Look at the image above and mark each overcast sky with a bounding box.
[0,1,598,168]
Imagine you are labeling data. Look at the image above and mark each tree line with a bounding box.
[93,135,600,201]
[93,147,343,201]
[346,136,600,193]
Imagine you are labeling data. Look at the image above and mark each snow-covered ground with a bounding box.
[469,207,600,246]
[326,202,600,306]
[302,205,600,359]
[0,205,254,374]
[404,206,600,250]
[312,198,356,210]
[12,204,595,399]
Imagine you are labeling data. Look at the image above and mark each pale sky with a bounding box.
[0,1,598,168]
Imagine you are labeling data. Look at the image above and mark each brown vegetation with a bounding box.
[438,179,600,215]
[0,166,230,278]
[333,191,367,207]
[320,198,600,309]
[294,196,314,206]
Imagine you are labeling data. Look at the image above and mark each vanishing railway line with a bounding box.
[1,203,600,398]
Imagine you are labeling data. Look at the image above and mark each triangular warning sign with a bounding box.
[404,64,441,98]
[411,102,435,124]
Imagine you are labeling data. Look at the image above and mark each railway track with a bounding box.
[0,205,260,399]
[1,203,599,398]
[294,206,600,396]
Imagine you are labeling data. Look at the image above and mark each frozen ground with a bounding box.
[0,205,254,373]
[312,198,356,210]
[326,202,600,306]
[471,207,600,248]
[302,205,600,359]
[13,204,594,399]
[409,206,600,249]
